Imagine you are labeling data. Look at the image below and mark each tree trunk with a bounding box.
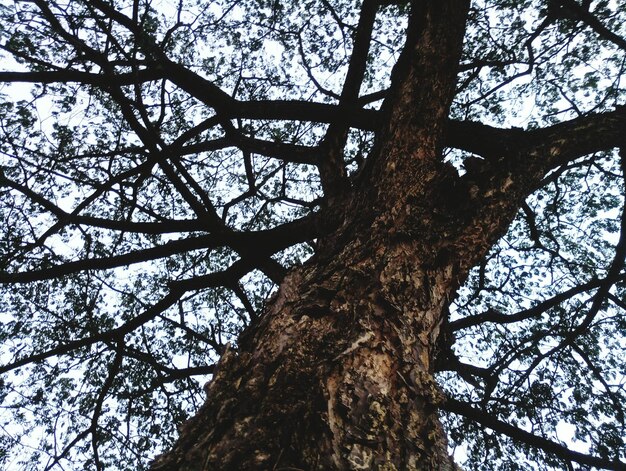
[152,234,462,470]
[149,2,522,469]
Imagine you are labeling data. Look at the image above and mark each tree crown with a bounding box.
[0,0,625,469]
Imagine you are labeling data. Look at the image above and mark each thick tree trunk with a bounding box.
[149,2,512,469]
[153,235,462,470]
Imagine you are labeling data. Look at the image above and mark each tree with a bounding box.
[0,0,625,469]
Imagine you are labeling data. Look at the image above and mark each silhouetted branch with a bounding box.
[450,274,626,330]
[0,291,182,375]
[442,397,626,470]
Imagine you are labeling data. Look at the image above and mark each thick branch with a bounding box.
[0,69,164,86]
[180,136,320,166]
[0,214,321,283]
[0,235,220,283]
[447,108,626,168]
[179,104,626,168]
[554,0,626,51]
[524,107,626,169]
[317,0,379,197]
[7,76,623,174]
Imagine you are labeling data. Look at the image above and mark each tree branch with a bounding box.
[447,107,626,168]
[0,69,164,86]
[90,347,123,471]
[0,290,182,375]
[442,397,626,470]
[449,274,626,331]
[317,0,379,198]
[0,235,219,283]
[0,213,322,283]
[555,0,626,51]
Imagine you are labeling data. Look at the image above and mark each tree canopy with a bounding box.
[0,0,625,469]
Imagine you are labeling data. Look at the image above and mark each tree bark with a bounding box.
[149,1,522,469]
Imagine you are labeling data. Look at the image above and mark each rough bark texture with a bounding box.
[150,1,540,469]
